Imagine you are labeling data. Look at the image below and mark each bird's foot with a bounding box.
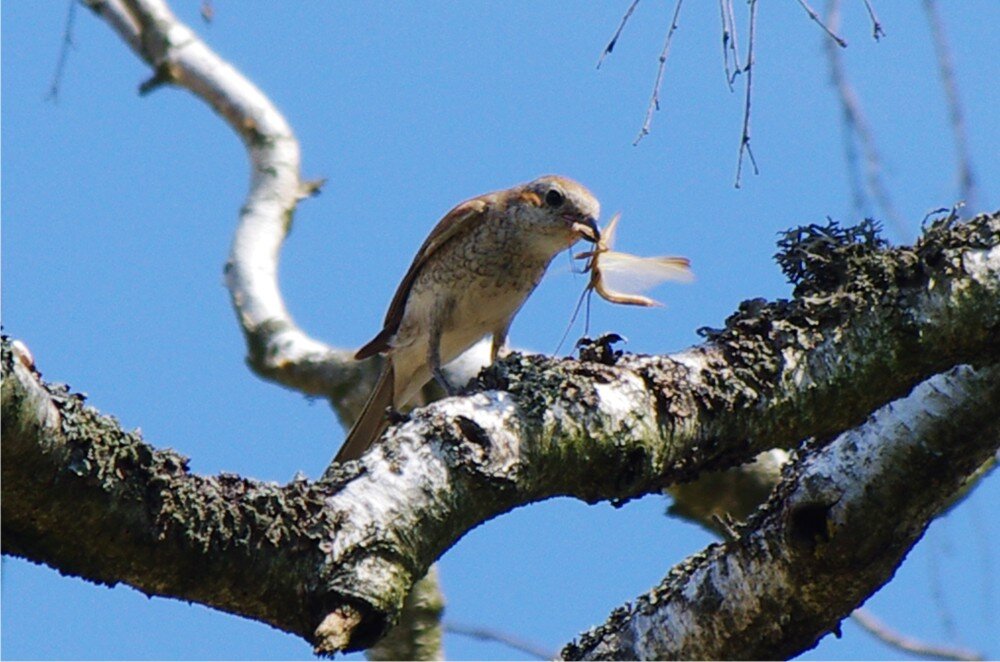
[432,367,458,396]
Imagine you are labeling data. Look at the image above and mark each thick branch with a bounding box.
[1,339,337,641]
[4,212,998,653]
[563,363,1000,659]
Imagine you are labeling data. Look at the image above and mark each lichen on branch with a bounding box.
[4,211,998,654]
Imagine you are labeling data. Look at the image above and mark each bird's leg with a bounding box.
[428,317,457,395]
[490,320,512,363]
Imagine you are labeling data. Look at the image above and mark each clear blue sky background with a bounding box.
[3,2,998,660]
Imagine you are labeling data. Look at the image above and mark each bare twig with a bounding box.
[824,0,906,237]
[46,0,78,102]
[718,0,742,89]
[633,0,685,145]
[861,0,885,40]
[851,608,985,661]
[734,0,759,187]
[445,622,556,660]
[923,0,979,215]
[597,0,641,69]
[795,0,847,47]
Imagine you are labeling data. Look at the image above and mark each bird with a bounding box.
[335,175,601,462]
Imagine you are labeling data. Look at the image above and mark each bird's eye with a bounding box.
[545,189,565,207]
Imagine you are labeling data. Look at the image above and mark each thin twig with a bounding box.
[725,0,741,72]
[923,0,979,215]
[46,0,79,102]
[851,608,985,661]
[861,0,885,40]
[634,0,685,145]
[444,622,556,660]
[718,0,731,86]
[734,0,759,187]
[597,0,641,69]
[718,0,742,90]
[824,0,906,237]
[795,0,847,47]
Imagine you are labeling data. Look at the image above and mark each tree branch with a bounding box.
[597,0,641,69]
[563,362,1000,659]
[83,0,368,414]
[734,0,759,187]
[4,211,998,654]
[795,0,847,48]
[1,337,344,644]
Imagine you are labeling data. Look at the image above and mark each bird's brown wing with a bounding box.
[355,195,493,360]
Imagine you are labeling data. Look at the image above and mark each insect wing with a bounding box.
[596,251,694,305]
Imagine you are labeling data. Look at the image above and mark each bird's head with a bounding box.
[517,175,601,246]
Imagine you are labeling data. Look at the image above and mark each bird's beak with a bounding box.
[568,215,600,243]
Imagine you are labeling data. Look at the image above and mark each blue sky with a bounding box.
[3,2,998,659]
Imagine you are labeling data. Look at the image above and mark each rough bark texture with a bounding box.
[4,212,998,656]
[563,364,1000,660]
[1,341,337,640]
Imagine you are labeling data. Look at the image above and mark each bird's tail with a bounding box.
[335,362,394,463]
